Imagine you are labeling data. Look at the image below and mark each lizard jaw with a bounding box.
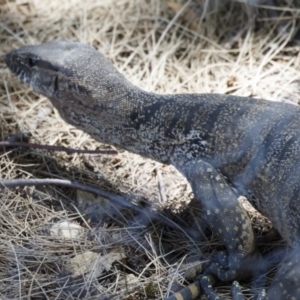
[5,48,59,100]
[5,50,32,85]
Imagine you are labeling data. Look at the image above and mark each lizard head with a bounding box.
[5,39,127,124]
[5,39,77,105]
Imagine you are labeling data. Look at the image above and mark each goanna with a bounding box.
[5,39,300,299]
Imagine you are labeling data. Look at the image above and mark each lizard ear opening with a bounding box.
[54,75,59,93]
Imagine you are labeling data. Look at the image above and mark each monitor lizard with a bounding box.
[5,39,300,299]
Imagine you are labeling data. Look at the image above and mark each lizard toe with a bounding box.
[231,281,246,300]
[199,275,222,300]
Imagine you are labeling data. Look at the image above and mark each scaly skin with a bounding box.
[5,40,300,299]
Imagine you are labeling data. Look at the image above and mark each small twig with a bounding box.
[156,168,167,204]
[0,178,135,207]
[0,141,118,155]
[0,178,198,239]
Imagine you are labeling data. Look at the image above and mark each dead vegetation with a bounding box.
[0,0,300,299]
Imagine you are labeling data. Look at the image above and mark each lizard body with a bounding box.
[5,40,300,299]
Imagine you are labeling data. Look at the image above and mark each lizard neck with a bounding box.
[59,80,174,163]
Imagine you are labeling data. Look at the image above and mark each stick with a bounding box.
[0,141,117,155]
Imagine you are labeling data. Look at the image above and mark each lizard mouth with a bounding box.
[5,51,32,85]
[5,49,59,100]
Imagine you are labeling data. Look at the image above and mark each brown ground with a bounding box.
[1,1,300,299]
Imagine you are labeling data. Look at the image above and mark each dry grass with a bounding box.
[0,0,300,299]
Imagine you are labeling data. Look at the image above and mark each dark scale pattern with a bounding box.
[5,39,300,300]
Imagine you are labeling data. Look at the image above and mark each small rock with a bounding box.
[50,220,83,239]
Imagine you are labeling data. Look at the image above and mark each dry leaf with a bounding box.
[67,250,126,278]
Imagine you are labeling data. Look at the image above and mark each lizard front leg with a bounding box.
[183,160,259,283]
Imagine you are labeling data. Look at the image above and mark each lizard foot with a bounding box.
[231,281,267,300]
[204,250,264,282]
[200,276,267,300]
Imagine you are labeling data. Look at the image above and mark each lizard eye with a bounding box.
[27,57,37,68]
